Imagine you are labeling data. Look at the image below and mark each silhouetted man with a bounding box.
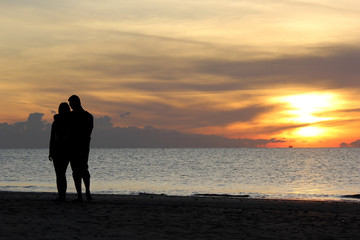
[68,95,93,202]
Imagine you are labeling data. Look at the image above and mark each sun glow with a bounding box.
[295,126,324,137]
[282,93,334,123]
[279,93,337,138]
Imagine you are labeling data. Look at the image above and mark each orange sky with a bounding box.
[1,0,360,147]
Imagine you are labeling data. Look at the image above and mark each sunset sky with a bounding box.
[1,0,360,147]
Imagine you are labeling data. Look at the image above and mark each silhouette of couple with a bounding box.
[49,95,93,202]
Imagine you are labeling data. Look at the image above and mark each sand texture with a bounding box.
[1,191,360,239]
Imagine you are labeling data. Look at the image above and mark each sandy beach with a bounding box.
[1,191,360,239]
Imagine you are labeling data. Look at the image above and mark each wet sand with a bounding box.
[1,191,360,239]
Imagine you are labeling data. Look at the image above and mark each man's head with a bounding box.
[68,95,82,110]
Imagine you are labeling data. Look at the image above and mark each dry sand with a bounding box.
[1,191,360,239]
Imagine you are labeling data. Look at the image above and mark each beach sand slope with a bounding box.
[1,191,360,239]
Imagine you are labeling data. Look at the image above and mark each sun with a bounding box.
[295,126,323,137]
[281,93,334,123]
[279,92,336,138]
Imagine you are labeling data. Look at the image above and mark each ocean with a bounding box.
[1,148,360,200]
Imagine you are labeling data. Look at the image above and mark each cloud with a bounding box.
[95,115,113,129]
[105,100,275,130]
[0,113,51,148]
[90,113,286,148]
[347,139,360,147]
[92,123,286,148]
[68,45,360,94]
[196,46,360,89]
[120,112,131,118]
[245,123,311,136]
[337,138,360,147]
[0,113,285,148]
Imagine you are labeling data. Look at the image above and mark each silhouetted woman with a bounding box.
[49,102,71,201]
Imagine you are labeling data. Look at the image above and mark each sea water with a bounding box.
[1,148,360,200]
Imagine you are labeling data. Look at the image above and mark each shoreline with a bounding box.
[2,191,360,239]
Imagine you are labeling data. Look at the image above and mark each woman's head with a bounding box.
[58,102,70,114]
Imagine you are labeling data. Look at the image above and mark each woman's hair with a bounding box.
[58,102,71,114]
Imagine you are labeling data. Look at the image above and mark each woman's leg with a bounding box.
[53,159,68,201]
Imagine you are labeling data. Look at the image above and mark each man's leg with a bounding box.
[83,171,92,200]
[81,149,92,200]
[70,160,83,201]
[73,173,83,201]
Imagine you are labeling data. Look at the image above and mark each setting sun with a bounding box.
[268,92,346,146]
[281,93,335,124]
[296,126,324,137]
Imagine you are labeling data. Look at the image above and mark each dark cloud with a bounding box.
[95,115,113,129]
[344,139,360,147]
[83,91,275,130]
[91,120,286,148]
[192,104,274,127]
[333,108,360,113]
[0,113,285,148]
[106,100,275,129]
[72,45,360,93]
[248,123,311,136]
[120,112,131,118]
[0,113,51,148]
[197,46,360,89]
